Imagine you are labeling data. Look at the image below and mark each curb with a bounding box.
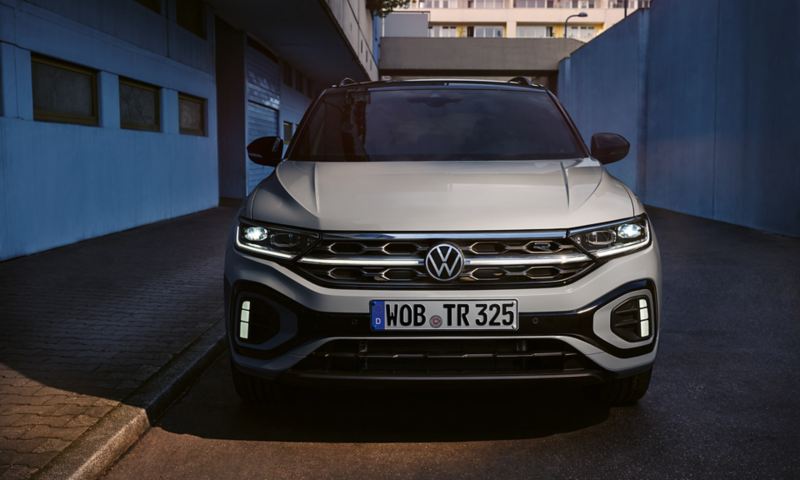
[32,321,226,480]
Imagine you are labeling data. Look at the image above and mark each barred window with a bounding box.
[32,55,98,126]
[119,78,160,131]
[179,93,206,136]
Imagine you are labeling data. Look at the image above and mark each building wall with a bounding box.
[215,18,246,200]
[399,0,645,39]
[558,0,800,236]
[556,9,647,191]
[0,0,218,260]
[383,11,430,37]
[324,0,380,78]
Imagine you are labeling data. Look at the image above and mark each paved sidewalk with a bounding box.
[0,207,236,479]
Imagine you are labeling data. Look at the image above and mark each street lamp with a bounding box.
[564,12,588,39]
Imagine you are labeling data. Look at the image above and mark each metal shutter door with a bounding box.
[245,44,281,194]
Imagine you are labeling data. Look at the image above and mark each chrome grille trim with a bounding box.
[294,232,595,289]
[298,252,590,267]
[323,230,568,240]
[299,257,424,267]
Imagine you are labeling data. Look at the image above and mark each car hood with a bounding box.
[248,159,635,231]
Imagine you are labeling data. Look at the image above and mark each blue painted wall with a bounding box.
[558,0,800,236]
[0,0,218,260]
[557,9,649,193]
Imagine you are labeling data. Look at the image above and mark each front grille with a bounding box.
[291,339,594,376]
[294,234,595,288]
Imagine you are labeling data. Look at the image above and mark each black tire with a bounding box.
[591,367,652,406]
[230,362,277,404]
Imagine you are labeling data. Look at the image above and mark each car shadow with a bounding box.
[157,355,612,443]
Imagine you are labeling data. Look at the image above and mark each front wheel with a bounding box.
[590,367,652,406]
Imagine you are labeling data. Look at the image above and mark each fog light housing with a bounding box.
[236,296,280,344]
[610,296,652,342]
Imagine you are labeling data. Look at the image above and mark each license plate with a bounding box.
[370,300,518,331]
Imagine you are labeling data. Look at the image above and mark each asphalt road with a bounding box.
[104,208,800,479]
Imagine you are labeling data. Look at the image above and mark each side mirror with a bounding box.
[590,133,630,165]
[247,136,283,167]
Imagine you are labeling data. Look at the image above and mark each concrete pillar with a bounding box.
[98,72,119,128]
[0,43,33,120]
[162,88,179,134]
[14,47,32,120]
[0,43,15,117]
[506,20,517,38]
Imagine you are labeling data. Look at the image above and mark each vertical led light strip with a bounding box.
[638,298,650,337]
[240,300,251,340]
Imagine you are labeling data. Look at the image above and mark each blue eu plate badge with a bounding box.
[370,300,385,331]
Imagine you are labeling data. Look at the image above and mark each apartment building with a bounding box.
[399,0,650,41]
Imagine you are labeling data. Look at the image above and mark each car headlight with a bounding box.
[235,221,318,260]
[569,216,650,258]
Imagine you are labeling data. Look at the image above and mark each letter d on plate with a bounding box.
[370,300,385,331]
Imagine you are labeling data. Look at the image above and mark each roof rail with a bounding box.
[508,76,532,87]
[338,77,357,87]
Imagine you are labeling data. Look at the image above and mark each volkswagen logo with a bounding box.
[425,243,464,282]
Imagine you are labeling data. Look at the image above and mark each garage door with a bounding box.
[245,42,281,194]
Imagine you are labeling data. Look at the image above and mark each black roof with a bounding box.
[331,77,547,91]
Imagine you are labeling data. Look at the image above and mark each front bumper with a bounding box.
[224,241,661,383]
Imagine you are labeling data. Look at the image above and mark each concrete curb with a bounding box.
[32,321,226,480]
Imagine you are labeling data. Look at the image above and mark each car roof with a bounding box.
[329,78,547,92]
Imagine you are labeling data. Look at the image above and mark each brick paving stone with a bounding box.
[0,428,30,441]
[0,465,37,480]
[0,207,235,478]
[20,425,88,442]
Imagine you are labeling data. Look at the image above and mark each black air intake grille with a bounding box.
[291,339,594,376]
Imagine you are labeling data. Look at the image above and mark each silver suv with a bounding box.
[225,79,661,405]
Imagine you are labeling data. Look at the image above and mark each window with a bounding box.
[514,0,550,6]
[610,0,647,7]
[428,0,456,7]
[178,93,205,135]
[119,78,160,131]
[471,0,505,7]
[31,55,98,126]
[290,89,584,162]
[514,0,551,7]
[561,0,594,7]
[468,25,504,37]
[429,25,458,37]
[283,121,294,144]
[567,25,596,40]
[516,25,555,38]
[176,0,205,38]
[135,0,161,13]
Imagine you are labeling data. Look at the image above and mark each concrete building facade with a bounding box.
[394,0,649,41]
[0,0,379,260]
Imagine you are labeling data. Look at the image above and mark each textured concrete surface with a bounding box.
[380,37,583,74]
[104,207,800,479]
[558,0,800,236]
[0,207,235,479]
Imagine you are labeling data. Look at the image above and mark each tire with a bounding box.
[230,361,277,404]
[591,367,652,406]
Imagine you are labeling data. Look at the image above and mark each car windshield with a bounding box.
[288,87,585,161]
